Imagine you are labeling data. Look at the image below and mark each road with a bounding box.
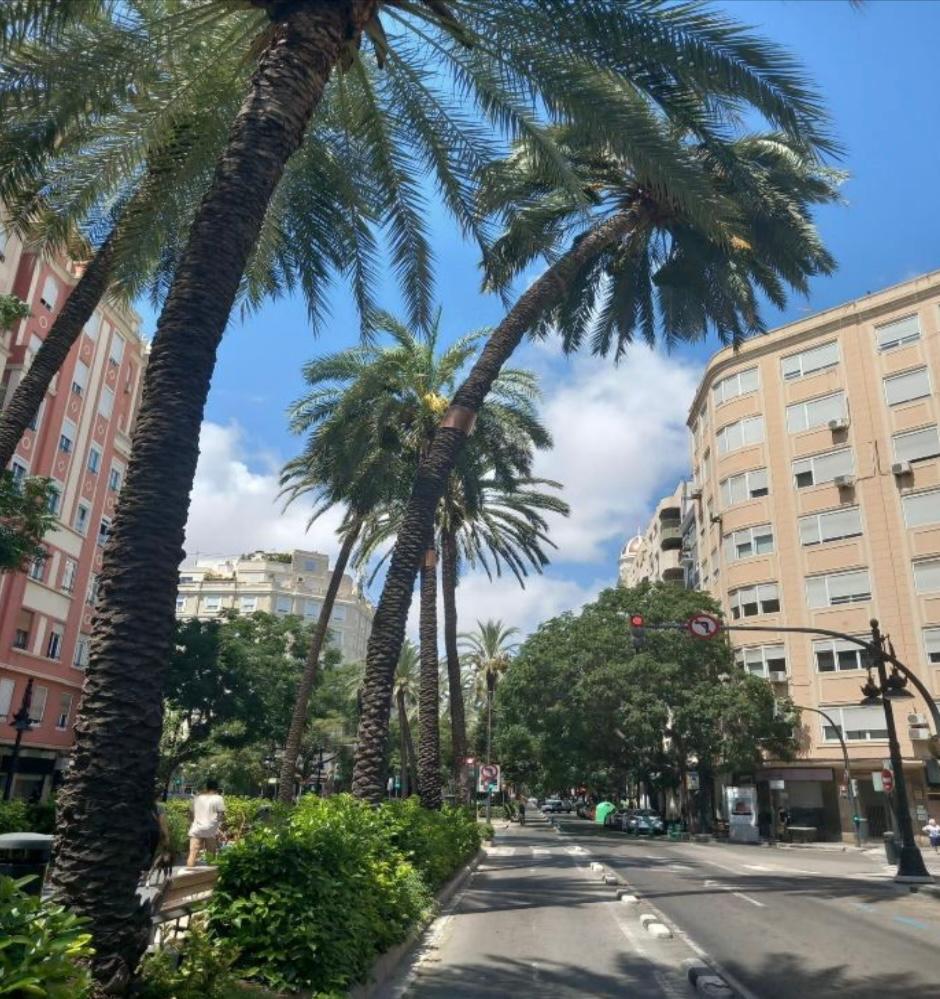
[558,817,940,998]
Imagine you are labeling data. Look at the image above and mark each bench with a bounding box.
[788,825,817,844]
[149,866,219,948]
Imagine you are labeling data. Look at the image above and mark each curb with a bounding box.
[349,846,484,998]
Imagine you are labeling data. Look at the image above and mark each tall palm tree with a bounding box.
[351,128,842,803]
[8,2,836,983]
[393,640,420,796]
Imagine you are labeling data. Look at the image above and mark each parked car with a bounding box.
[542,798,564,813]
[624,809,666,835]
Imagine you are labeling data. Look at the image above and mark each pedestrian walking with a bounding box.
[923,817,940,852]
[187,778,225,867]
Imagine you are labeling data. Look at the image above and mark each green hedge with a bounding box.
[0,798,55,834]
[207,795,480,994]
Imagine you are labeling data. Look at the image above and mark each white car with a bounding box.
[542,798,564,813]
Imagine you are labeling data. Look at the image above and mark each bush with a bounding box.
[379,798,481,889]
[0,874,93,998]
[208,795,430,994]
[480,822,495,841]
[137,925,242,999]
[164,795,290,852]
[0,798,56,835]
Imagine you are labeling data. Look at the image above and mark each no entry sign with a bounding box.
[881,768,894,794]
[478,763,501,793]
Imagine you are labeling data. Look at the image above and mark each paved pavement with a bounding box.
[557,818,940,999]
[383,812,701,998]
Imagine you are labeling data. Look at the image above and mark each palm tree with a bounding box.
[351,128,842,803]
[10,2,836,982]
[460,620,520,781]
[393,641,420,796]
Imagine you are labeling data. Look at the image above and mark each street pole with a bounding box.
[871,620,930,882]
[3,679,34,801]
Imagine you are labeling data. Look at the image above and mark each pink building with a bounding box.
[0,225,147,799]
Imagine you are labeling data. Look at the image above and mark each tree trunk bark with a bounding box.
[398,691,409,797]
[277,518,361,804]
[0,233,115,468]
[417,544,442,809]
[398,689,418,796]
[352,210,634,802]
[49,4,377,992]
[440,529,467,787]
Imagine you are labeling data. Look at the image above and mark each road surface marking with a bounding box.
[744,864,771,871]
[703,879,766,907]
[733,891,766,907]
[531,847,551,855]
[486,846,516,857]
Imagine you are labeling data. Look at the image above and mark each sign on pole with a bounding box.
[478,763,501,794]
[687,612,721,640]
[881,768,894,794]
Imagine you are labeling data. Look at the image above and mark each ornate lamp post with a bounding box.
[3,678,35,801]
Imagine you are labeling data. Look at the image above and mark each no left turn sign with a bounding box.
[687,613,721,640]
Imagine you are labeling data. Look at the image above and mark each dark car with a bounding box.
[625,809,666,835]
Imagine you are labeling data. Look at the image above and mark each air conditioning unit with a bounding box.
[833,474,855,488]
[828,417,850,431]
[689,484,703,499]
[892,461,913,477]
[910,727,931,741]
[769,670,788,682]
[908,712,929,727]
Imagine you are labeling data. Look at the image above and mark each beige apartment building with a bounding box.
[176,549,374,663]
[676,268,940,840]
[619,482,693,588]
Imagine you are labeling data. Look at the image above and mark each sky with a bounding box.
[139,0,940,641]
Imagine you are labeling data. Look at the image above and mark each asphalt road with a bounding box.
[558,818,940,999]
[386,812,697,998]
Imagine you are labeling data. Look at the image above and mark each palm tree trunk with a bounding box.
[0,232,115,467]
[49,4,378,992]
[399,691,418,795]
[440,529,467,788]
[352,210,634,802]
[417,544,442,809]
[398,692,409,797]
[277,517,361,805]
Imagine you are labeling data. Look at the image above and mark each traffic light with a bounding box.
[630,613,645,650]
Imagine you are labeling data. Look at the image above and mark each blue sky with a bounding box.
[142,0,940,636]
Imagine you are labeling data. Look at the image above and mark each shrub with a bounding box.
[0,874,93,998]
[379,798,481,889]
[164,795,290,850]
[480,822,495,841]
[137,925,241,999]
[208,795,430,994]
[0,798,56,835]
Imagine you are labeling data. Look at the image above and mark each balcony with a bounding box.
[660,524,682,550]
[661,566,686,585]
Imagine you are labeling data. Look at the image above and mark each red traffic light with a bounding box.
[630,614,644,628]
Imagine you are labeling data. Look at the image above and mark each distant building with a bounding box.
[176,549,374,662]
[618,481,698,589]
[0,224,148,799]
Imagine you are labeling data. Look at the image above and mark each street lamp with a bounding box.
[3,678,35,801]
[863,620,931,883]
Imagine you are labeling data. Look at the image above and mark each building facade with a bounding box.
[618,481,698,589]
[175,549,374,663]
[0,226,148,799]
[682,269,940,839]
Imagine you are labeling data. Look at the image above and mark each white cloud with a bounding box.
[183,421,345,559]
[527,344,699,564]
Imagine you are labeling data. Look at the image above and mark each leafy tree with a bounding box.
[352,130,840,803]
[0,472,55,573]
[0,293,30,331]
[494,584,797,823]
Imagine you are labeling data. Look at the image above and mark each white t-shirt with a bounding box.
[189,793,225,838]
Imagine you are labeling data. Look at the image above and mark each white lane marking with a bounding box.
[744,864,771,871]
[733,891,766,908]
[703,879,766,907]
[667,863,693,871]
[486,846,516,857]
[531,847,551,855]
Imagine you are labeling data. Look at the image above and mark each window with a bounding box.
[240,596,257,613]
[735,644,787,678]
[98,386,115,420]
[108,465,122,492]
[786,392,846,433]
[58,432,73,454]
[0,678,13,718]
[304,599,322,619]
[10,459,28,489]
[86,447,101,474]
[798,507,863,545]
[175,597,186,614]
[40,276,58,311]
[86,573,99,606]
[781,340,839,380]
[903,490,940,528]
[823,705,888,742]
[331,603,346,621]
[74,635,90,669]
[46,483,61,516]
[885,367,930,407]
[46,625,63,660]
[86,312,102,343]
[13,609,33,650]
[716,416,764,455]
[74,502,90,535]
[97,518,111,547]
[71,360,89,396]
[814,638,872,672]
[27,684,47,723]
[724,524,774,562]
[793,448,853,488]
[0,225,7,261]
[108,334,125,366]
[924,628,940,665]
[27,399,43,432]
[304,558,318,572]
[720,468,769,507]
[729,582,780,619]
[875,314,920,351]
[913,559,940,594]
[27,551,46,581]
[806,569,871,608]
[275,595,292,614]
[204,595,221,613]
[55,692,73,730]
[713,367,759,404]
[893,426,940,464]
